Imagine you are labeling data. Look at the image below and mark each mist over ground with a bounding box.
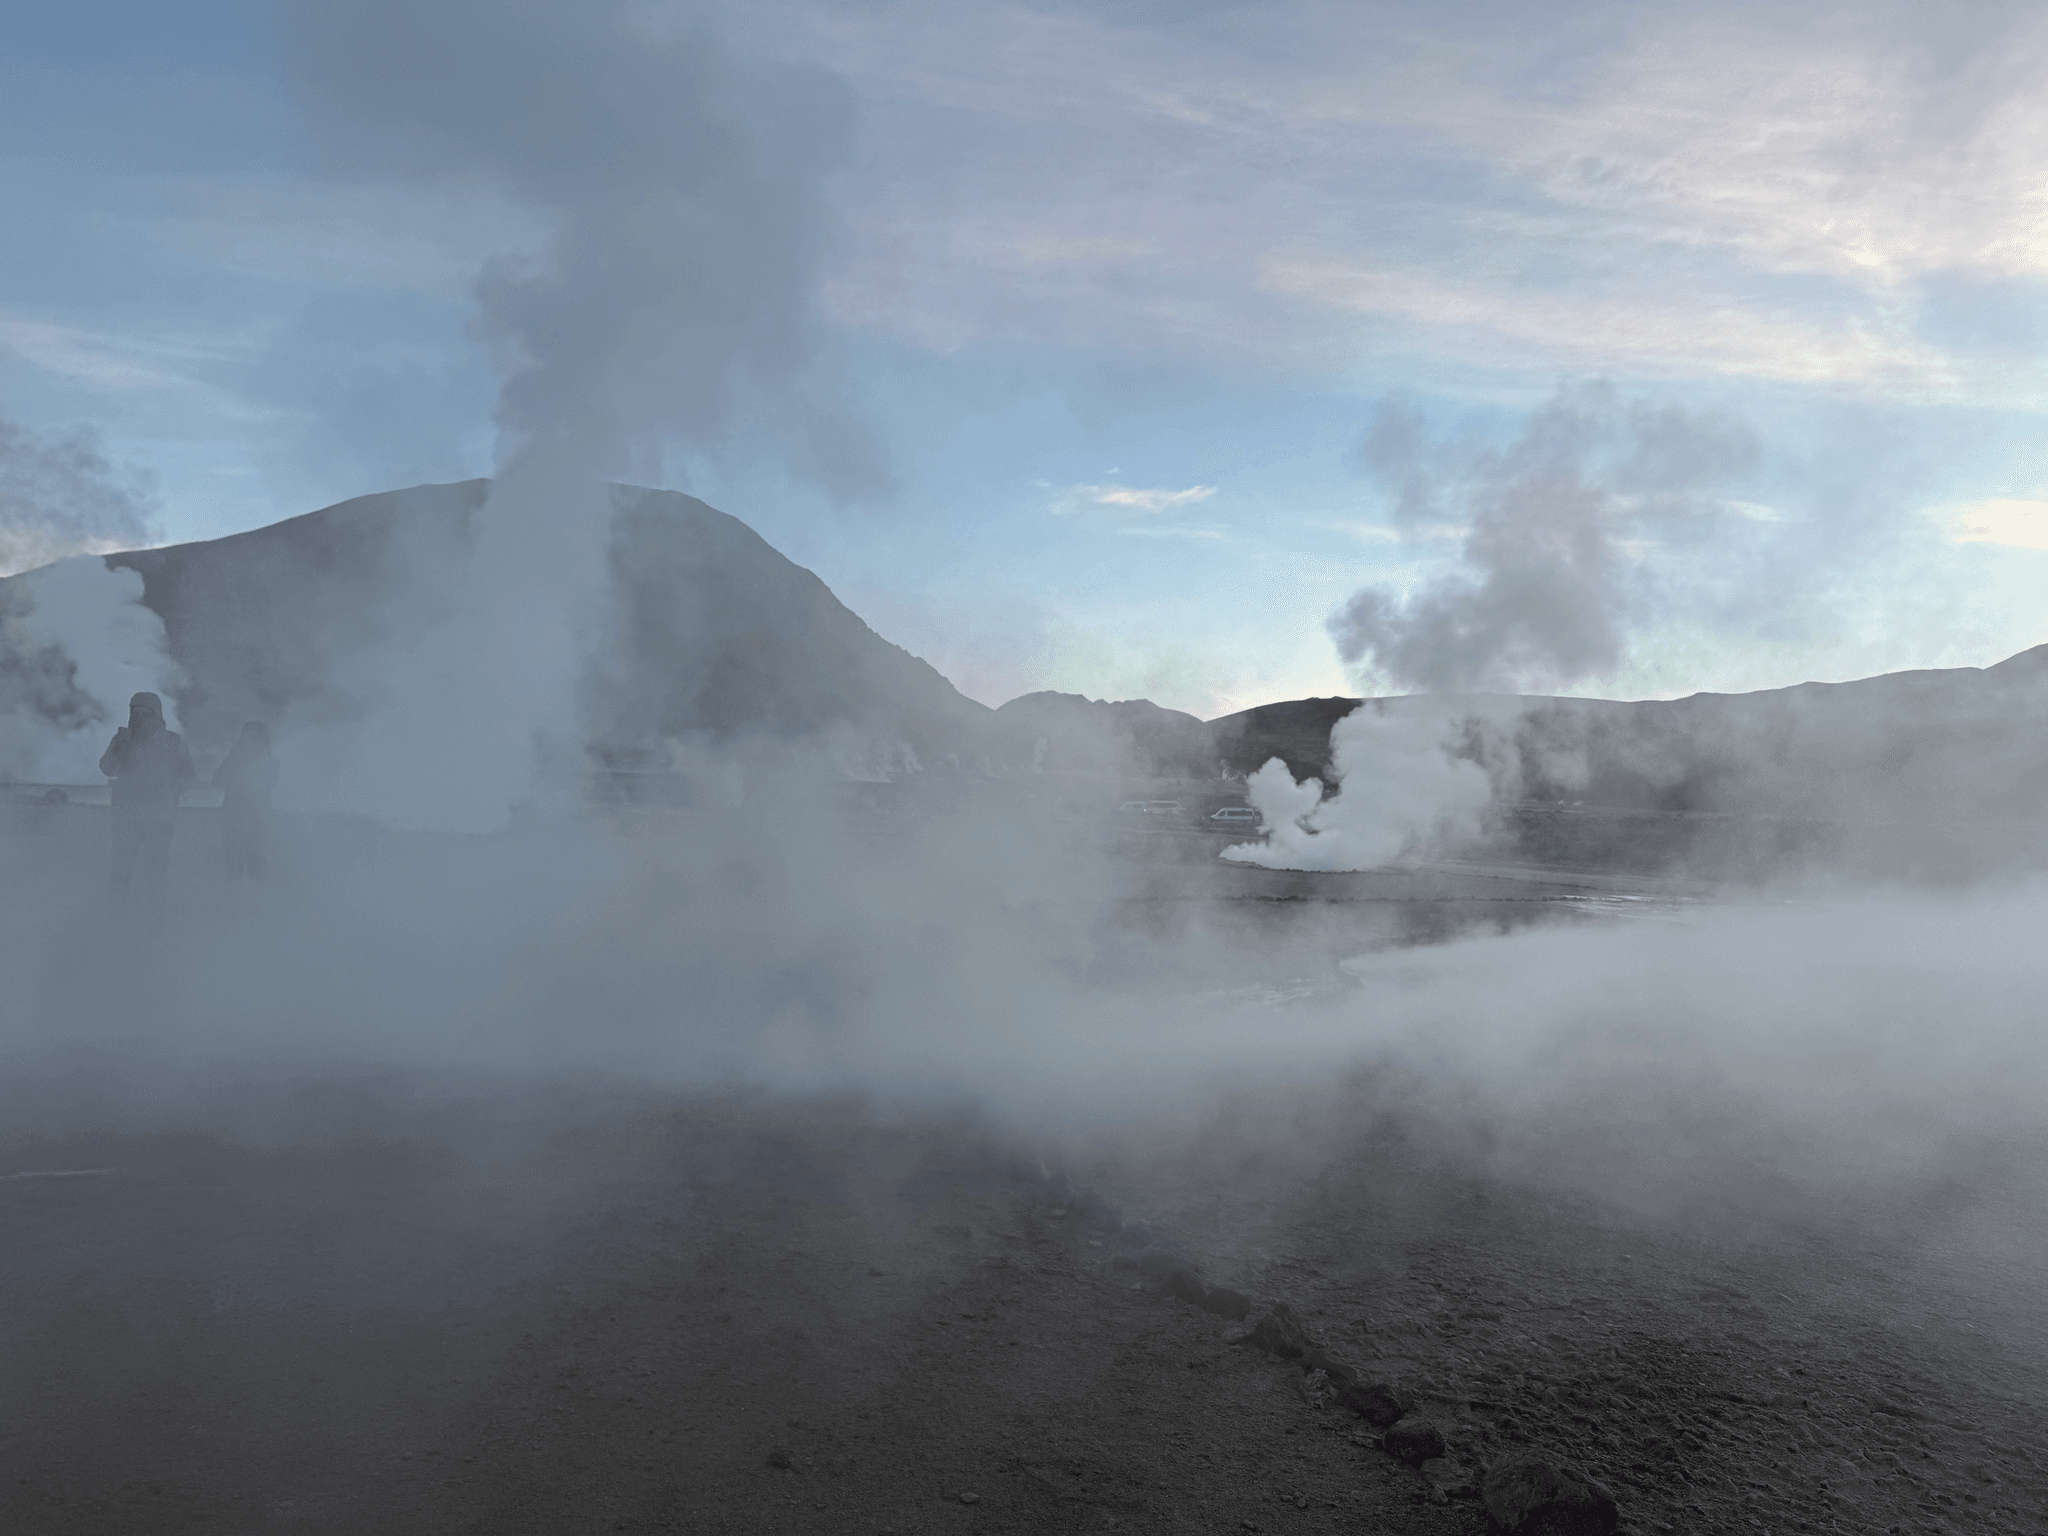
[5,2,2048,1533]
[7,620,2047,1529]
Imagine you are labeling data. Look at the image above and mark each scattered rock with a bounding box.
[1300,1346,1357,1385]
[766,1447,792,1469]
[1201,1286,1252,1321]
[1480,1455,1619,1534]
[1241,1304,1311,1359]
[958,1491,981,1506]
[1383,1417,1447,1466]
[1337,1378,1412,1427]
[1165,1267,1208,1306]
[1299,1368,1338,1409]
[1420,1457,1479,1500]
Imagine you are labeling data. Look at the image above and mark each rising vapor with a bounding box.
[0,413,158,578]
[1330,383,1757,695]
[272,0,876,830]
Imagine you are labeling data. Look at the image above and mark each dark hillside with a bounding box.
[33,480,999,770]
[992,692,1213,777]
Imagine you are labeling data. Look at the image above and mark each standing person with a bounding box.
[213,721,278,880]
[99,691,195,908]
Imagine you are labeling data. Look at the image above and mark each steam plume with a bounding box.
[0,557,184,784]
[0,414,158,579]
[1223,703,1493,871]
[1330,383,1756,694]
[273,0,874,829]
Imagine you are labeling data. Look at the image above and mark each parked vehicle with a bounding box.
[1118,799,1186,821]
[1208,806,1263,832]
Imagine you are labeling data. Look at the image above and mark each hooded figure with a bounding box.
[99,691,196,906]
[213,720,278,879]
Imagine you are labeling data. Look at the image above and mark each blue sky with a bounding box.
[5,0,2047,715]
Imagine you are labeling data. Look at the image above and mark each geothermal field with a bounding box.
[10,7,2048,1535]
[3,483,2047,1536]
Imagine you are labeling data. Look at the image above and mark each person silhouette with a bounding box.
[99,691,196,908]
[213,721,278,880]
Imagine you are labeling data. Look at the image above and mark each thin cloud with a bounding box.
[1056,483,1216,516]
[1082,483,1214,511]
[1262,259,1953,394]
[1945,499,2048,550]
[801,1,2048,402]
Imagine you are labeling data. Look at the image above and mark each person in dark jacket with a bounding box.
[213,720,278,879]
[99,691,196,906]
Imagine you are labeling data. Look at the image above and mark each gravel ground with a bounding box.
[4,1090,2042,1536]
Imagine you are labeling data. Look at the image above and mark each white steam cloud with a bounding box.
[273,0,875,830]
[1223,703,1493,871]
[1330,383,1757,694]
[0,557,184,784]
[0,413,158,578]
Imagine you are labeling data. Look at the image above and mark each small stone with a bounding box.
[1241,1304,1311,1358]
[958,1491,981,1505]
[1300,1369,1337,1409]
[1337,1378,1411,1427]
[1481,1455,1619,1534]
[1382,1417,1446,1466]
[1202,1286,1252,1321]
[1165,1267,1208,1306]
[766,1448,792,1469]
[1419,1457,1478,1500]
[1300,1347,1357,1385]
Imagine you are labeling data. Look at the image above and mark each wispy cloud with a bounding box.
[1944,499,2048,550]
[804,2,2048,402]
[1261,259,1955,394]
[1063,482,1216,514]
[0,313,267,394]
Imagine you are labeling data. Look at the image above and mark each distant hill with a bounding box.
[1202,649,2048,825]
[9,474,2044,852]
[1206,697,1365,782]
[10,480,999,772]
[1191,653,2048,876]
[993,692,1214,778]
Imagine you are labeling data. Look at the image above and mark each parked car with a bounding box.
[1209,806,1263,832]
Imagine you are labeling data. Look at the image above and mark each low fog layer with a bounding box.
[4,470,2046,1536]
[2,467,2043,1267]
[6,744,2046,1292]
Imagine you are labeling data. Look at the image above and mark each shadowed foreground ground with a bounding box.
[3,1090,2043,1536]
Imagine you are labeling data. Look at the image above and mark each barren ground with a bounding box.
[4,1077,2044,1536]
[3,804,2044,1535]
